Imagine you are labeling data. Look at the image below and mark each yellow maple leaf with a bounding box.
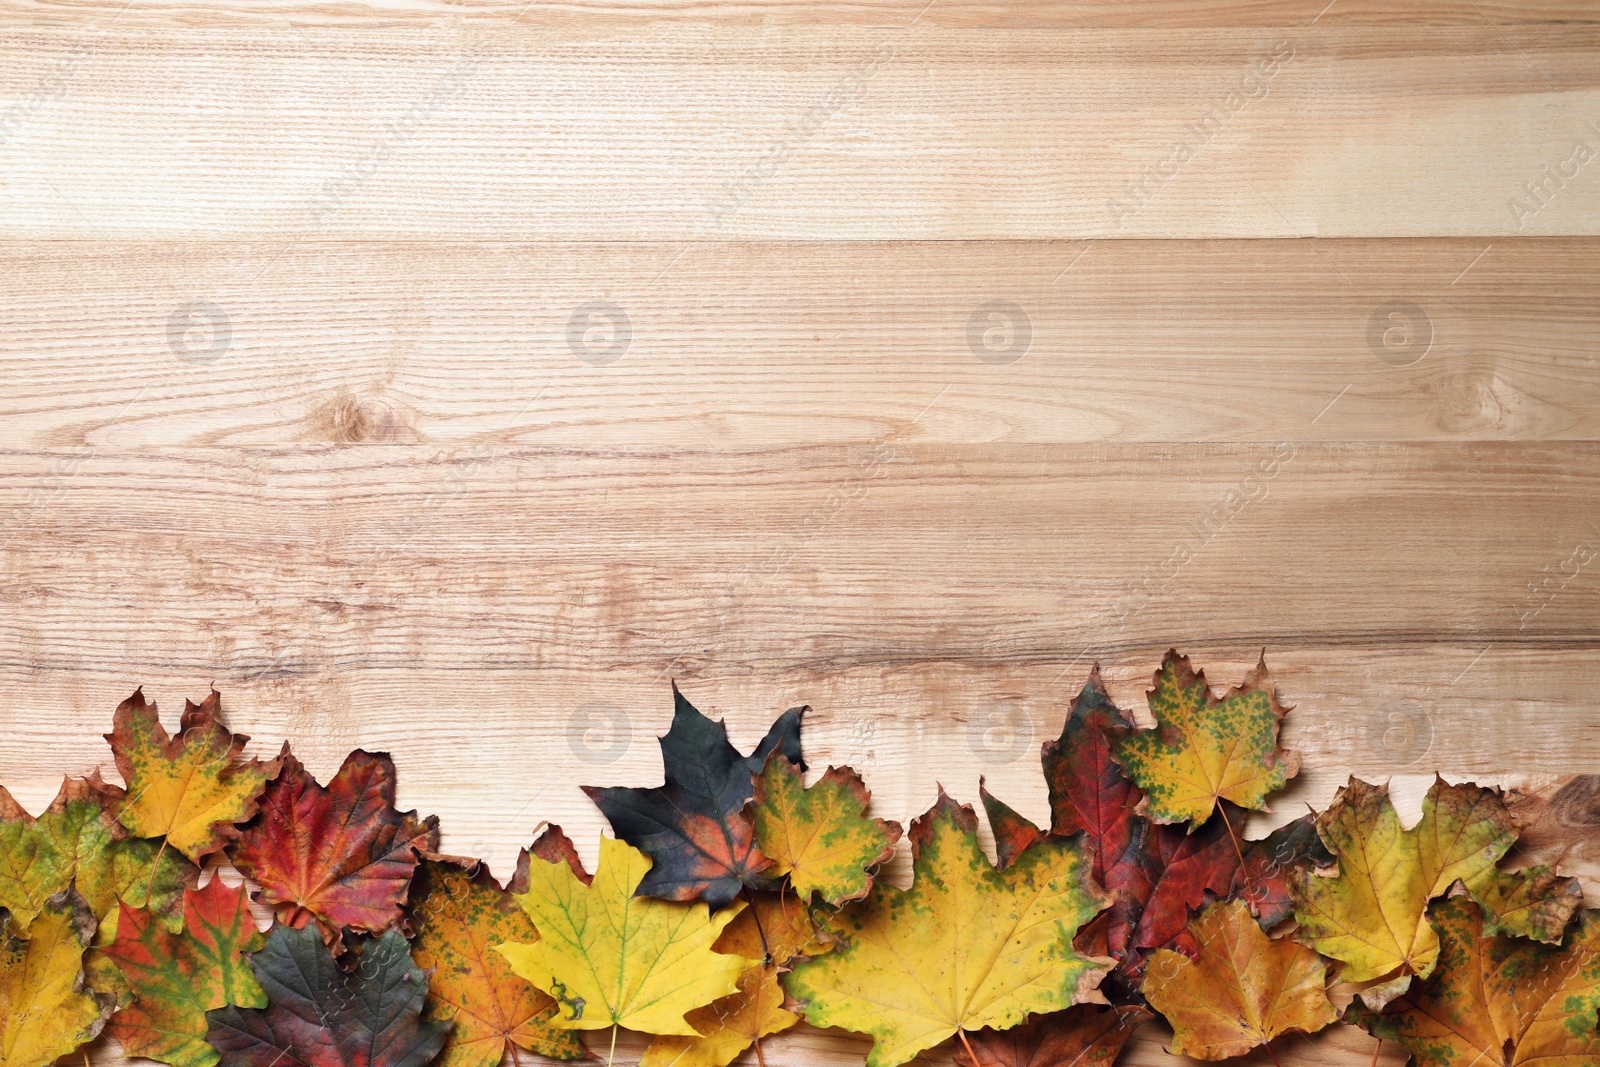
[494,834,754,1060]
[1291,777,1582,995]
[641,893,830,1067]
[1347,896,1600,1067]
[0,890,114,1067]
[1112,651,1299,826]
[640,965,787,1067]
[784,791,1113,1067]
[106,689,279,863]
[749,756,900,907]
[1141,899,1337,1061]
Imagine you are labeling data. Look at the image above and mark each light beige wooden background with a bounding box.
[3,0,1599,1063]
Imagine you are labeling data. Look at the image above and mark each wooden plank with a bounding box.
[3,649,1594,860]
[3,238,1597,447]
[2,22,1597,239]
[2,0,1594,29]
[1,442,1595,853]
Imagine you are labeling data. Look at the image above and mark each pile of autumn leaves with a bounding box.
[2,653,1598,1067]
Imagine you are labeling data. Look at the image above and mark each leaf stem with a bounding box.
[956,1028,984,1066]
[146,837,169,904]
[1371,1037,1382,1066]
[1262,1039,1282,1067]
[607,1022,619,1067]
[753,1035,767,1067]
[749,894,772,964]
[1216,804,1248,890]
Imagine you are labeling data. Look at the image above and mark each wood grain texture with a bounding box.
[4,238,1597,448]
[1,441,1595,834]
[3,0,1597,1064]
[3,20,1599,239]
[4,0,1597,29]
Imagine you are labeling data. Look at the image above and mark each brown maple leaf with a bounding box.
[952,1005,1150,1067]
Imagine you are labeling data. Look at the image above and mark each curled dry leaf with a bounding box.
[0,889,114,1067]
[785,790,1113,1067]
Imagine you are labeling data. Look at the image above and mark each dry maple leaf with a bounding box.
[1347,896,1600,1066]
[784,790,1114,1067]
[0,889,114,1067]
[408,855,585,1067]
[229,749,439,940]
[1291,776,1582,998]
[980,667,1325,996]
[640,892,830,1067]
[104,877,266,1067]
[1141,899,1337,1061]
[583,684,805,908]
[951,1005,1151,1067]
[1113,651,1300,827]
[107,689,279,864]
[0,773,192,934]
[494,832,755,1056]
[206,924,449,1067]
[747,754,900,906]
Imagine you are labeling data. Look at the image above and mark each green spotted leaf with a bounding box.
[1113,650,1299,826]
[1347,896,1600,1066]
[409,855,585,1067]
[1292,776,1582,995]
[107,689,279,864]
[0,775,192,937]
[748,755,900,907]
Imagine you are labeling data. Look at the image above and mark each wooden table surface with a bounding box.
[3,0,1598,1063]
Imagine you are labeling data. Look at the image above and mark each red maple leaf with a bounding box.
[229,749,437,941]
[983,665,1324,995]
